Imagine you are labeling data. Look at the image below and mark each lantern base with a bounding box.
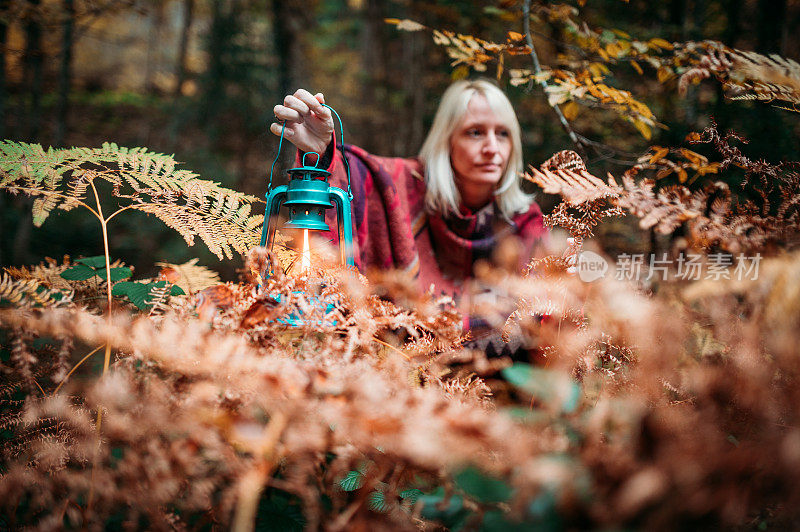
[272,291,338,327]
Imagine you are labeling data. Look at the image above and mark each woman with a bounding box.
[271,80,546,326]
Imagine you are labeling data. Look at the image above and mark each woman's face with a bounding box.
[449,94,512,199]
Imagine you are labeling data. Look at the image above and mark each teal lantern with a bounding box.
[260,105,355,269]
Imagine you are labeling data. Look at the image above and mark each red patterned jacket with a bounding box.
[303,140,547,328]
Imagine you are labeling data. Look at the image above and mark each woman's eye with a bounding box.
[466,129,482,137]
[497,129,510,138]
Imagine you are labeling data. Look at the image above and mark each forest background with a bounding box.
[3,1,800,529]
[3,0,799,279]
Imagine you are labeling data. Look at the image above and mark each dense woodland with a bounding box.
[1,0,800,530]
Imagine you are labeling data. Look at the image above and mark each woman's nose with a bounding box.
[482,133,500,154]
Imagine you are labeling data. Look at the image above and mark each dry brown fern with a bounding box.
[611,171,702,234]
[155,258,221,296]
[4,256,74,291]
[524,150,623,274]
[0,271,73,309]
[530,129,800,255]
[679,41,800,107]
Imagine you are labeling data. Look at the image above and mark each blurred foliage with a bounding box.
[1,0,799,278]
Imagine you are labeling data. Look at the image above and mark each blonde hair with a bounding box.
[419,79,531,218]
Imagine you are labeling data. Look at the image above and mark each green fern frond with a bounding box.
[0,141,264,259]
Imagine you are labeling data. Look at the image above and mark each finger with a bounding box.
[284,94,311,117]
[312,93,332,123]
[273,104,303,123]
[269,122,294,137]
[294,88,328,117]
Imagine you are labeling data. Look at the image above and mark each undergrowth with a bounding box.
[1,126,799,530]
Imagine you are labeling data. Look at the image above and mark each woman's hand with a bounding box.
[270,89,334,156]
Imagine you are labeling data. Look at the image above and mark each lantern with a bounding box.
[259,104,355,270]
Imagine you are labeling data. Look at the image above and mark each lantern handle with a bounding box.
[267,104,353,202]
[301,151,321,168]
[322,104,354,201]
[267,118,287,192]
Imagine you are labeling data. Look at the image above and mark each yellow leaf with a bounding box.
[452,65,470,80]
[562,101,580,120]
[677,167,688,183]
[508,31,524,41]
[386,18,426,32]
[649,38,674,50]
[588,63,604,80]
[632,119,652,140]
[612,29,632,40]
[696,163,720,176]
[586,83,605,99]
[606,42,622,58]
[597,48,610,61]
[433,30,450,45]
[648,146,669,164]
[630,60,643,75]
[657,66,672,83]
[679,148,707,165]
[685,132,702,142]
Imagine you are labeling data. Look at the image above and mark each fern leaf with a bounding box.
[32,195,59,226]
[0,141,263,260]
[154,258,221,295]
[679,42,800,106]
[0,273,71,308]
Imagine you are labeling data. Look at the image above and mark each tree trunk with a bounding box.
[144,2,165,94]
[23,0,43,142]
[270,0,311,175]
[271,0,309,97]
[272,0,292,98]
[722,0,744,47]
[0,0,8,140]
[174,0,194,98]
[756,0,787,54]
[204,0,226,129]
[397,2,424,155]
[359,0,390,153]
[668,0,688,39]
[713,0,745,130]
[753,0,788,162]
[55,0,75,147]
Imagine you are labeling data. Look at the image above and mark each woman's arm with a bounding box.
[270,89,335,160]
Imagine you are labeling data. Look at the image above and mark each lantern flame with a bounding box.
[300,229,311,273]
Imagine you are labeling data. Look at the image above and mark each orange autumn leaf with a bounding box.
[679,148,708,165]
[195,284,235,322]
[158,266,181,284]
[648,146,670,164]
[240,297,282,328]
[562,101,580,120]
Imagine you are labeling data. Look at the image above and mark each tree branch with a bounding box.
[523,0,587,159]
